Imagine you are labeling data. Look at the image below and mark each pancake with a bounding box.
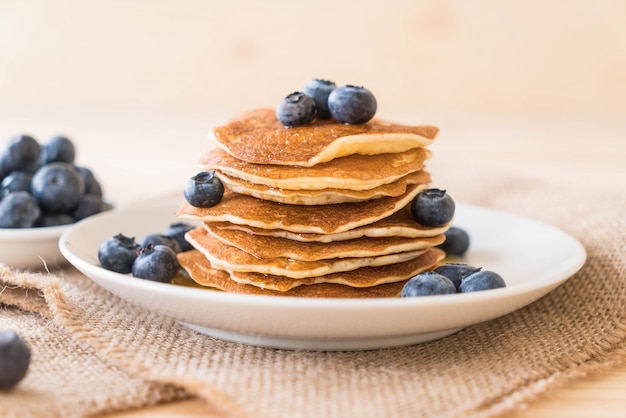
[210,108,439,166]
[200,147,431,190]
[204,222,445,261]
[175,103,446,299]
[228,248,445,291]
[185,226,426,279]
[213,207,450,242]
[178,250,441,298]
[214,170,430,205]
[177,183,428,234]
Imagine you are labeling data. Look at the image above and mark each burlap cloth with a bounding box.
[1,158,625,418]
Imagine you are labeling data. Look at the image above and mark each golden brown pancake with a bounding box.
[204,222,444,261]
[175,106,446,299]
[213,206,450,242]
[177,183,428,234]
[215,170,430,205]
[185,226,427,279]
[178,249,444,298]
[200,147,430,190]
[228,248,445,291]
[209,108,439,166]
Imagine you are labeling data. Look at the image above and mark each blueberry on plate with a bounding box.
[39,136,76,165]
[276,92,317,127]
[163,222,195,252]
[31,162,85,213]
[0,191,41,228]
[437,226,470,256]
[0,330,31,391]
[411,188,455,227]
[434,263,481,289]
[328,85,377,124]
[140,233,182,253]
[459,270,506,293]
[401,271,457,297]
[98,233,141,274]
[132,244,180,283]
[184,171,224,208]
[301,79,336,119]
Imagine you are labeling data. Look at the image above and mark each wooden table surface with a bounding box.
[3,109,624,418]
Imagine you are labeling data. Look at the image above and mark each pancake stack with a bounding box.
[176,108,448,298]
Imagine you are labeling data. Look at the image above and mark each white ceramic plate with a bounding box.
[0,224,70,269]
[59,197,586,351]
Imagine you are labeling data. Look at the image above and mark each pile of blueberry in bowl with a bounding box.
[0,134,111,268]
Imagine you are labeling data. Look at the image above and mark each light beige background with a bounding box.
[0,0,624,204]
[1,4,626,416]
[0,0,624,118]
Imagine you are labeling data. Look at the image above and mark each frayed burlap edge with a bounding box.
[0,266,244,418]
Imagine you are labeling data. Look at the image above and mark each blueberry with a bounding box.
[302,79,336,119]
[87,178,103,196]
[1,134,41,173]
[132,244,180,283]
[0,191,41,228]
[39,136,76,165]
[0,330,31,391]
[75,166,103,196]
[411,188,455,227]
[438,226,470,256]
[31,162,85,213]
[139,233,182,253]
[0,159,10,181]
[184,171,224,208]
[328,85,377,124]
[1,171,33,199]
[459,270,506,293]
[163,222,195,252]
[434,263,481,289]
[276,92,317,127]
[98,233,141,274]
[401,271,457,297]
[72,194,107,221]
[35,213,75,227]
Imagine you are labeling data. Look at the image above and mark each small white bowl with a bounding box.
[0,224,71,269]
